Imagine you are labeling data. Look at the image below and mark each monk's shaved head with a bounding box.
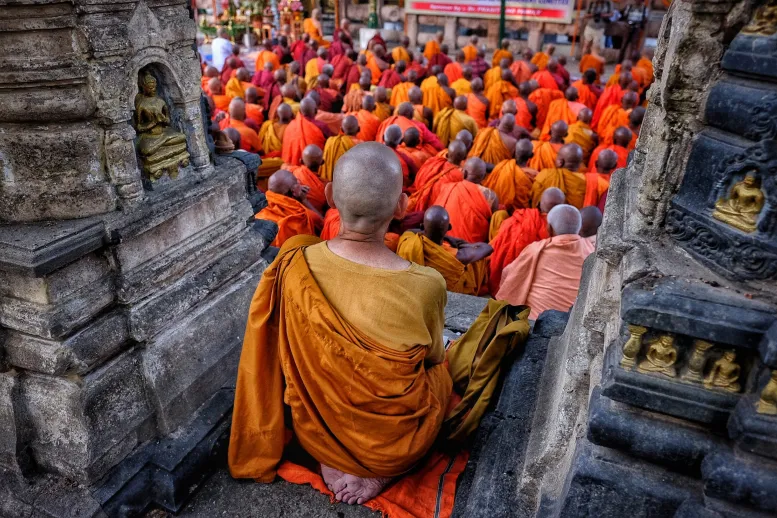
[515,139,534,163]
[430,65,442,76]
[540,187,566,213]
[423,205,450,244]
[629,106,646,129]
[547,204,582,236]
[500,68,513,82]
[300,97,317,118]
[454,95,468,111]
[502,99,517,116]
[277,103,293,123]
[318,74,330,88]
[229,98,246,120]
[565,87,579,102]
[499,57,511,69]
[274,68,287,83]
[374,86,388,103]
[329,143,405,233]
[223,127,240,149]
[583,68,597,84]
[596,149,620,176]
[622,91,639,109]
[547,59,559,73]
[407,69,418,82]
[447,140,468,165]
[305,90,321,107]
[403,126,421,147]
[208,77,223,95]
[409,86,423,104]
[556,143,584,171]
[462,66,473,80]
[613,126,633,148]
[268,169,298,195]
[397,102,415,119]
[362,95,376,112]
[205,66,219,78]
[236,68,250,82]
[383,124,403,147]
[550,120,569,142]
[455,130,473,151]
[302,144,323,171]
[342,115,360,136]
[580,206,603,238]
[359,74,371,91]
[463,157,487,183]
[471,77,484,93]
[618,71,633,89]
[499,113,516,133]
[245,86,259,104]
[578,107,593,124]
[280,83,297,99]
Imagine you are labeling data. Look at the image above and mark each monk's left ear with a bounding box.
[324,182,336,208]
[394,192,409,220]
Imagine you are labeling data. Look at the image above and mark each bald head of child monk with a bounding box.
[323,63,334,77]
[455,130,473,152]
[396,60,407,74]
[422,205,451,245]
[397,102,415,120]
[383,124,403,148]
[403,126,421,148]
[229,98,248,121]
[374,86,389,103]
[236,68,250,82]
[498,113,516,134]
[224,127,241,150]
[550,120,569,143]
[578,107,593,125]
[245,87,259,104]
[300,97,317,118]
[342,115,360,137]
[500,68,514,83]
[471,77,484,94]
[613,126,633,148]
[556,143,583,172]
[565,87,579,102]
[540,187,566,213]
[408,86,423,104]
[318,74,331,89]
[547,204,582,237]
[208,77,224,95]
[499,57,511,70]
[430,65,443,77]
[447,139,468,166]
[362,95,376,112]
[579,206,603,238]
[516,138,534,165]
[463,157,487,184]
[622,91,639,110]
[277,103,294,124]
[596,149,620,177]
[519,81,533,98]
[453,95,468,111]
[437,74,450,87]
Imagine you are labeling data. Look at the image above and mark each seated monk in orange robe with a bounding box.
[320,115,361,182]
[627,106,645,151]
[282,98,327,166]
[342,74,371,113]
[255,39,281,71]
[531,143,608,209]
[592,72,631,130]
[244,87,265,128]
[406,85,434,128]
[255,170,324,246]
[496,204,593,320]
[485,69,519,118]
[407,140,467,212]
[512,57,535,86]
[383,124,417,187]
[451,66,473,97]
[564,108,598,166]
[390,70,416,107]
[287,144,328,213]
[529,120,567,170]
[635,49,655,86]
[530,44,554,70]
[304,49,328,89]
[351,95,382,141]
[201,66,219,95]
[487,187,565,296]
[397,206,493,296]
[303,10,330,48]
[483,139,537,212]
[444,51,466,83]
[462,36,479,63]
[528,86,564,133]
[571,69,600,110]
[590,148,620,181]
[466,78,491,129]
[391,36,412,64]
[423,32,443,61]
[257,104,293,180]
[588,126,632,173]
[432,157,496,243]
[597,91,638,147]
[422,74,454,116]
[579,49,605,80]
[228,98,261,153]
[468,115,517,166]
[540,87,587,141]
[373,86,394,121]
[492,39,513,67]
[377,103,444,155]
[531,66,560,91]
[433,95,479,147]
[399,127,434,171]
[208,78,231,112]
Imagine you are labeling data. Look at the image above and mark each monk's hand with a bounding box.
[213,112,226,123]
[292,184,310,202]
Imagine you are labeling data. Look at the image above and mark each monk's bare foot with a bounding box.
[320,464,347,494]
[334,474,392,505]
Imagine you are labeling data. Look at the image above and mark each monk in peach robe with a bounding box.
[592,72,631,130]
[433,157,495,243]
[373,86,394,121]
[462,35,479,63]
[342,74,371,113]
[407,140,467,212]
[244,87,265,128]
[201,66,219,95]
[491,39,513,67]
[487,187,565,296]
[531,143,608,209]
[579,47,605,80]
[469,114,517,165]
[397,206,493,296]
[571,69,600,110]
[352,95,382,141]
[424,32,444,61]
[598,91,638,147]
[483,139,537,212]
[433,96,479,147]
[422,73,454,116]
[539,87,586,141]
[282,98,327,166]
[228,99,261,153]
[564,108,597,165]
[484,57,511,92]
[496,204,593,320]
[288,144,327,213]
[390,68,416,107]
[303,9,329,48]
[466,78,490,128]
[399,127,434,170]
[257,104,293,179]
[451,66,473,97]
[530,120,567,171]
[528,85,565,133]
[530,44,555,70]
[320,115,361,182]
[255,170,324,246]
[588,126,632,173]
[391,35,412,64]
[209,78,231,112]
[485,69,520,118]
[590,148,620,181]
[444,51,466,83]
[256,39,281,71]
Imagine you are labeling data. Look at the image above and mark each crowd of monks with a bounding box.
[203,27,653,320]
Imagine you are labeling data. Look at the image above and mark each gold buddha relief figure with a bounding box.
[712,175,765,233]
[637,334,678,378]
[757,371,777,415]
[134,71,190,181]
[703,350,741,393]
[741,0,777,36]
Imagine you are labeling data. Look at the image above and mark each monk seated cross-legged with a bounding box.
[588,126,633,173]
[397,206,493,296]
[352,95,382,141]
[287,144,327,213]
[496,204,594,320]
[468,113,517,166]
[255,169,323,246]
[282,97,328,166]
[540,86,586,141]
[320,115,361,182]
[399,127,434,171]
[228,98,261,153]
[407,139,468,213]
[529,120,567,171]
[433,95,479,147]
[564,108,598,166]
[531,143,609,209]
[483,139,538,212]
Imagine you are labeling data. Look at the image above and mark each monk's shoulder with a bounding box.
[405,262,447,301]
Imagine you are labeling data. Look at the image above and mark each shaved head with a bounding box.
[245,86,259,104]
[329,143,405,233]
[383,124,403,147]
[565,87,579,102]
[471,78,484,93]
[596,149,620,176]
[223,127,240,149]
[280,83,297,99]
[499,113,516,133]
[300,97,316,117]
[403,126,421,147]
[578,107,593,124]
[229,98,246,120]
[204,66,219,78]
[208,77,223,95]
[454,95,468,111]
[408,86,423,104]
[463,157,487,183]
[448,139,468,165]
[550,120,569,142]
[622,91,639,109]
[374,86,388,103]
[515,139,534,163]
[397,102,415,119]
[362,95,376,112]
[580,206,603,238]
[277,103,293,123]
[629,106,646,129]
[423,205,450,244]
[556,143,583,171]
[302,144,323,171]
[613,126,633,147]
[268,169,298,195]
[455,130,473,151]
[342,115,360,136]
[236,68,250,82]
[547,204,582,236]
[539,187,566,213]
[502,99,517,116]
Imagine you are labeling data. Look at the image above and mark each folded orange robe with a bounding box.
[588,144,629,173]
[303,18,329,48]
[407,157,463,212]
[491,49,512,68]
[496,234,593,319]
[225,77,245,99]
[281,114,326,166]
[528,141,562,172]
[423,40,441,61]
[422,84,452,116]
[540,99,578,141]
[488,208,548,295]
[571,80,598,110]
[451,78,472,97]
[320,135,358,182]
[399,143,433,170]
[433,182,492,243]
[315,110,344,135]
[468,127,512,165]
[530,52,550,70]
[352,109,382,141]
[256,192,322,246]
[288,165,327,213]
[532,70,559,91]
[375,102,393,121]
[485,80,519,118]
[636,57,655,85]
[528,88,564,131]
[483,66,502,92]
[482,159,533,211]
[597,106,631,146]
[564,121,597,162]
[514,97,534,130]
[411,104,428,124]
[592,84,625,130]
[256,49,281,71]
[246,103,265,127]
[579,54,605,79]
[390,81,413,107]
[433,108,479,147]
[443,62,464,82]
[420,75,438,91]
[212,94,231,112]
[229,119,261,153]
[396,232,488,296]
[466,93,489,128]
[342,88,368,114]
[530,167,605,209]
[462,44,478,63]
[391,46,411,64]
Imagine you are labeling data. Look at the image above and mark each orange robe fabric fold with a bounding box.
[528,88,564,131]
[510,61,533,83]
[528,141,562,171]
[451,78,472,97]
[246,103,265,127]
[636,57,655,85]
[225,77,246,99]
[256,49,281,71]
[532,70,559,90]
[433,108,479,147]
[597,105,631,146]
[592,84,625,130]
[514,97,534,130]
[281,114,326,166]
[443,62,464,82]
[530,167,606,209]
[564,121,597,162]
[579,54,605,79]
[433,182,492,243]
[320,135,357,182]
[352,109,381,141]
[288,165,327,213]
[462,44,478,63]
[258,120,286,155]
[422,84,452,116]
[342,89,369,114]
[423,40,441,61]
[466,94,489,128]
[320,208,340,239]
[407,156,463,212]
[483,66,502,92]
[256,192,322,246]
[530,52,550,70]
[229,119,261,152]
[491,49,512,67]
[303,18,329,47]
[540,99,579,141]
[571,80,598,110]
[375,102,393,121]
[482,159,533,211]
[399,143,433,170]
[488,208,548,296]
[468,127,512,165]
[391,46,411,64]
[485,80,519,118]
[212,94,231,112]
[390,81,413,107]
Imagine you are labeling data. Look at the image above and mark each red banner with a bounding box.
[406,0,574,23]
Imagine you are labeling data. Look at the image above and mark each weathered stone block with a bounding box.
[0,371,26,474]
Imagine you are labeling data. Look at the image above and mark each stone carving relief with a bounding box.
[744,93,777,142]
[741,0,777,36]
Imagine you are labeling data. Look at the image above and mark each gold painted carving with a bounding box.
[637,334,678,378]
[134,72,190,181]
[741,1,777,36]
[756,371,777,415]
[682,339,714,383]
[621,325,647,368]
[712,176,765,233]
[703,350,741,393]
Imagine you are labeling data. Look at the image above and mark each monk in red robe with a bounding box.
[510,49,534,84]
[399,126,434,171]
[531,59,561,91]
[262,69,287,114]
[432,157,496,243]
[429,43,452,69]
[379,60,404,90]
[383,124,417,187]
[255,169,323,246]
[282,98,327,166]
[377,103,444,155]
[571,69,600,110]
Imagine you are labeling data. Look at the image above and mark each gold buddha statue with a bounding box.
[742,1,777,36]
[637,334,678,377]
[703,350,741,393]
[712,175,765,233]
[757,370,777,415]
[134,71,190,181]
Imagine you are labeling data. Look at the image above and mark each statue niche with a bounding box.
[133,69,190,182]
[712,175,765,233]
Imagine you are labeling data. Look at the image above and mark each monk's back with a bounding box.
[304,241,447,363]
